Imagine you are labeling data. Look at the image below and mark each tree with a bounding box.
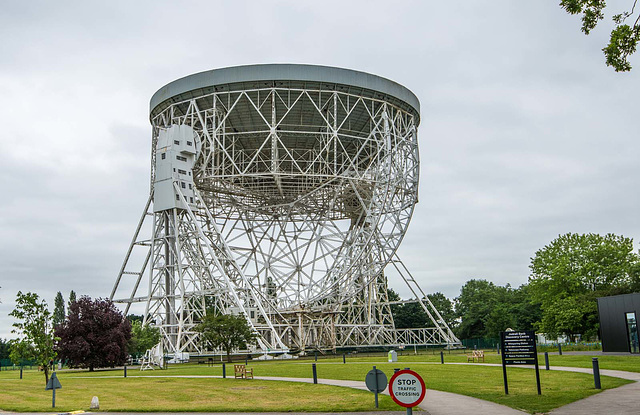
[529,232,640,339]
[53,292,65,329]
[0,338,11,360]
[455,280,540,339]
[126,314,144,324]
[455,279,502,339]
[387,289,456,330]
[195,314,257,362]
[561,0,640,71]
[128,321,161,357]
[9,291,57,384]
[55,296,131,371]
[427,292,456,329]
[68,290,76,308]
[392,301,429,329]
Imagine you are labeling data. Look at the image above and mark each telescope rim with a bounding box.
[150,63,420,121]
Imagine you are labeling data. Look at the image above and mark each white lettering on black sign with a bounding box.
[501,330,536,365]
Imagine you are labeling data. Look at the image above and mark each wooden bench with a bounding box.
[234,364,253,379]
[467,350,485,363]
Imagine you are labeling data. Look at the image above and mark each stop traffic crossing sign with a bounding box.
[388,369,426,408]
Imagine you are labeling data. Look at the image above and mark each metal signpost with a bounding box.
[45,372,62,408]
[500,330,541,395]
[388,369,426,415]
[365,366,388,408]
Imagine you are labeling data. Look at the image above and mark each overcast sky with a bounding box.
[1,1,638,339]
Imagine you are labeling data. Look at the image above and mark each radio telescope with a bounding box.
[110,64,460,355]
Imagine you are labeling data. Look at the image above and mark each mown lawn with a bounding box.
[1,355,630,414]
[0,370,397,413]
[323,349,640,373]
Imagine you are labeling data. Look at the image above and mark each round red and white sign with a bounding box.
[388,369,426,408]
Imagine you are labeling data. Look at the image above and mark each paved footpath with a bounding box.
[257,376,527,415]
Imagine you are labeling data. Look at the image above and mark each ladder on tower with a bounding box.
[110,194,154,315]
[390,254,461,346]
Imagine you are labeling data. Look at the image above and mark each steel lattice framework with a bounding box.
[110,65,460,356]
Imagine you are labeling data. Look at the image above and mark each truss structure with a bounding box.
[110,65,460,356]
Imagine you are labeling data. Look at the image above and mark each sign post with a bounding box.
[388,369,426,415]
[500,330,541,395]
[45,372,62,408]
[365,366,387,408]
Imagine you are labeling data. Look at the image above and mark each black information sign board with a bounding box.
[500,330,541,395]
[502,330,536,364]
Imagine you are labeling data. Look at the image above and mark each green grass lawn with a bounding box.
[330,349,640,373]
[1,354,630,414]
[541,354,640,373]
[407,350,640,373]
[0,369,397,413]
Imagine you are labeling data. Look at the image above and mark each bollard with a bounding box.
[394,368,400,373]
[440,351,444,364]
[245,356,248,366]
[312,363,317,384]
[90,396,100,410]
[558,343,562,355]
[343,353,346,364]
[544,352,549,370]
[315,352,318,362]
[592,358,601,389]
[124,365,127,378]
[222,363,226,379]
[20,367,23,379]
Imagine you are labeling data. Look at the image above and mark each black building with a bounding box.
[597,293,640,353]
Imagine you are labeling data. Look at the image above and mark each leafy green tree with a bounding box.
[9,291,57,384]
[561,0,640,71]
[427,292,456,329]
[386,287,401,303]
[455,279,501,338]
[537,294,599,339]
[529,233,640,339]
[53,292,65,329]
[455,280,540,339]
[386,289,455,329]
[128,321,161,357]
[0,338,11,360]
[509,284,543,334]
[392,301,429,329]
[387,288,427,329]
[126,314,144,324]
[68,290,76,309]
[195,314,257,362]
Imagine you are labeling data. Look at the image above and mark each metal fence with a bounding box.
[461,338,499,350]
[0,358,36,370]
